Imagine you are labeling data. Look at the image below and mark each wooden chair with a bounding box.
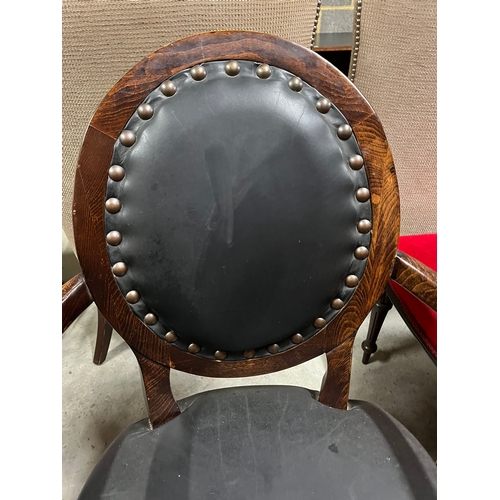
[361,234,437,364]
[62,31,436,499]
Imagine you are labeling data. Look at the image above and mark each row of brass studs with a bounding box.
[107,160,158,325]
[106,61,372,358]
[160,330,305,360]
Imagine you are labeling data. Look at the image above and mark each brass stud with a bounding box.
[137,104,154,120]
[291,333,304,344]
[144,313,158,326]
[314,317,327,328]
[108,165,125,181]
[119,130,136,147]
[349,154,364,170]
[106,230,122,246]
[165,331,178,343]
[244,349,255,359]
[316,97,331,114]
[190,65,206,81]
[288,77,303,92]
[126,290,140,304]
[160,81,177,97]
[214,350,227,360]
[331,298,344,310]
[256,64,271,79]
[357,219,372,233]
[188,343,201,354]
[337,124,352,140]
[354,246,369,260]
[105,198,121,214]
[267,344,280,354]
[345,275,359,288]
[225,60,240,76]
[356,188,371,202]
[112,262,127,277]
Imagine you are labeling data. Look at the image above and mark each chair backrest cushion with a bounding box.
[104,60,371,358]
[73,32,399,376]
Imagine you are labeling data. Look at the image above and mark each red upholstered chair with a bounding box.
[361,234,437,364]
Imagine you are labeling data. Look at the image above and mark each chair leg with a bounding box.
[93,311,113,365]
[361,290,393,364]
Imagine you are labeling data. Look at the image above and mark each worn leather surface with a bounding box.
[78,385,436,499]
[105,61,371,355]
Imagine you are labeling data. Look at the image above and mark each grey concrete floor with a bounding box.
[62,302,436,500]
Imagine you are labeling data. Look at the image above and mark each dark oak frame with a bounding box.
[62,273,93,333]
[63,31,399,427]
[391,251,437,311]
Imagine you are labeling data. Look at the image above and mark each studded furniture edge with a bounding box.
[104,60,372,361]
[73,31,400,378]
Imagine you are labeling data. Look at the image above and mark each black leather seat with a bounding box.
[64,31,437,500]
[79,386,436,499]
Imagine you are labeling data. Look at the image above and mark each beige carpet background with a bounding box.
[350,0,437,235]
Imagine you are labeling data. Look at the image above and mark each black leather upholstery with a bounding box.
[105,61,372,357]
[78,386,436,500]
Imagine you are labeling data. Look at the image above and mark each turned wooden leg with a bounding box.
[93,310,113,365]
[361,290,393,364]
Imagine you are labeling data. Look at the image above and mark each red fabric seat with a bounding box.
[390,234,437,359]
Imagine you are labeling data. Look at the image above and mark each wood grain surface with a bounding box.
[133,350,180,428]
[391,250,437,311]
[318,334,356,410]
[62,273,94,333]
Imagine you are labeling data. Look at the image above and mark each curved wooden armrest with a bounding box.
[62,273,94,333]
[390,250,437,311]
